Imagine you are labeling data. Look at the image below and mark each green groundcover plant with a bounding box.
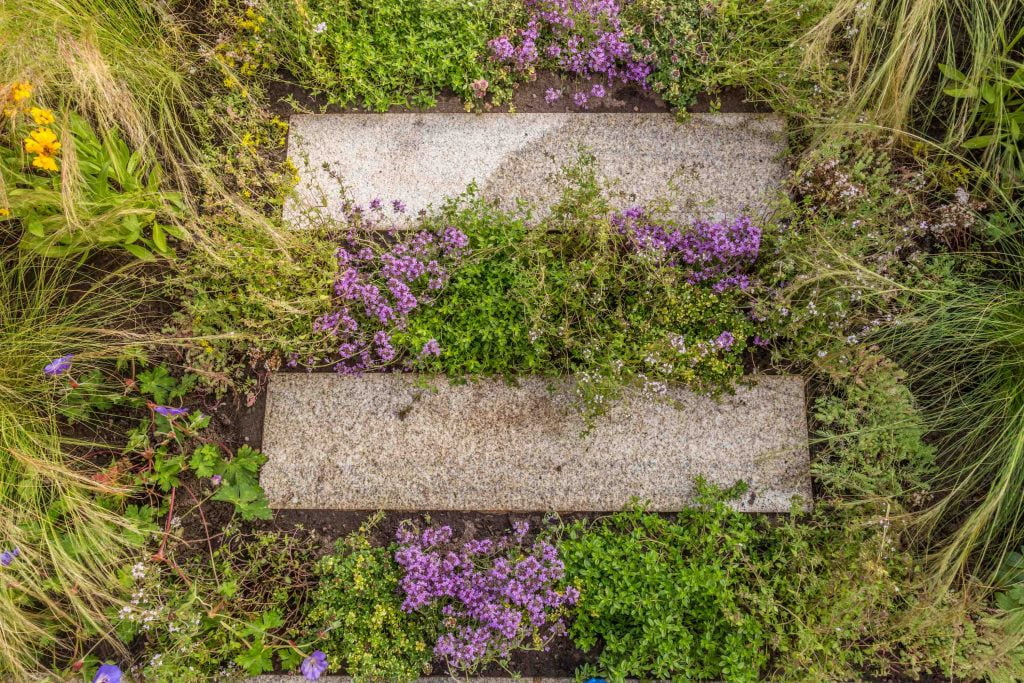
[398,157,757,416]
[254,0,522,110]
[305,514,440,681]
[560,483,1022,682]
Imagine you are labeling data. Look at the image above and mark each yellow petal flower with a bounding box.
[0,208,10,217]
[24,127,61,157]
[9,82,31,103]
[31,154,59,172]
[29,107,54,125]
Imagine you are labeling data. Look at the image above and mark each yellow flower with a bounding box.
[31,154,59,172]
[29,107,54,125]
[9,82,31,103]
[24,127,61,157]
[0,207,10,218]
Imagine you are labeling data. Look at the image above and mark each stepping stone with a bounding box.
[259,374,809,513]
[284,113,785,226]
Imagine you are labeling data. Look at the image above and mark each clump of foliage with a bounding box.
[306,515,440,681]
[876,248,1024,584]
[54,359,273,523]
[753,133,976,360]
[255,0,522,110]
[399,157,758,416]
[804,0,1015,142]
[940,23,1024,194]
[115,527,318,680]
[811,345,936,504]
[0,250,151,679]
[560,483,1022,682]
[0,85,185,259]
[626,0,843,114]
[394,521,577,673]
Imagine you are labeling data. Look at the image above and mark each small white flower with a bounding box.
[313,21,327,34]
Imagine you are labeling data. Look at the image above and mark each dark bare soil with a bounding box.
[266,70,763,116]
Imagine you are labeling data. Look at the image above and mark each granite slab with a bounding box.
[284,113,786,227]
[259,374,810,513]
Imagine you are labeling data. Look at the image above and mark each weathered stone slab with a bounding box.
[284,113,786,226]
[260,374,809,513]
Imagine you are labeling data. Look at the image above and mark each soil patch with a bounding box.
[266,70,763,115]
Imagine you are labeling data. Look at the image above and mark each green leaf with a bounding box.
[937,62,966,82]
[152,223,169,254]
[943,86,977,99]
[235,641,274,675]
[137,366,176,403]
[189,444,224,478]
[124,243,157,261]
[963,134,998,149]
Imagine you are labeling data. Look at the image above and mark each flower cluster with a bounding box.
[4,82,60,172]
[612,208,761,292]
[489,0,651,107]
[308,201,468,373]
[394,522,578,672]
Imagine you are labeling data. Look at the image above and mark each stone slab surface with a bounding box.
[260,374,810,512]
[284,113,786,226]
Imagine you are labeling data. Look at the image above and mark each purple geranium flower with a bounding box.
[300,650,328,681]
[92,664,122,683]
[210,474,223,486]
[44,354,73,377]
[153,405,189,418]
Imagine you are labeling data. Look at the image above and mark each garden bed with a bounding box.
[3,0,1024,681]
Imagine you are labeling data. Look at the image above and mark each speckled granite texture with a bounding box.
[259,374,810,513]
[284,113,786,226]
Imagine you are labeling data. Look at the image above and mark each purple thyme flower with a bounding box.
[590,83,606,98]
[395,522,576,671]
[92,664,122,683]
[369,198,383,211]
[471,78,489,98]
[44,354,73,377]
[153,405,189,418]
[573,91,589,107]
[420,339,441,357]
[392,199,407,214]
[715,331,736,351]
[488,36,515,61]
[544,87,562,104]
[300,650,328,681]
